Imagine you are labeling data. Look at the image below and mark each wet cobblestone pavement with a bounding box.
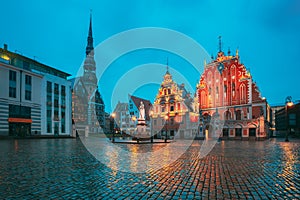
[0,138,300,199]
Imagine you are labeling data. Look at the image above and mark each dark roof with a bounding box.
[129,94,152,121]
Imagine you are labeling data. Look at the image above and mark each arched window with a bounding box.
[201,91,206,107]
[232,83,235,97]
[236,110,242,120]
[230,65,236,78]
[207,71,212,84]
[240,84,246,102]
[224,110,231,120]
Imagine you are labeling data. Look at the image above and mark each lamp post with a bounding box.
[131,115,137,142]
[199,109,203,138]
[111,112,116,143]
[164,115,169,143]
[150,110,154,143]
[285,96,294,142]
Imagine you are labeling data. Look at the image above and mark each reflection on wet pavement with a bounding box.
[0,138,299,199]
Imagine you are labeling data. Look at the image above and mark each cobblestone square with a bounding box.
[0,138,299,199]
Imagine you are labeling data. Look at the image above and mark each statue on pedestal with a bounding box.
[139,101,145,120]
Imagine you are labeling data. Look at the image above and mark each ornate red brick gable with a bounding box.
[196,46,270,140]
[197,50,253,111]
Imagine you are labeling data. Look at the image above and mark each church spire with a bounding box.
[166,57,169,73]
[86,10,94,56]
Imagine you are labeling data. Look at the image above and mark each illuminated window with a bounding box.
[170,105,174,111]
[240,84,246,102]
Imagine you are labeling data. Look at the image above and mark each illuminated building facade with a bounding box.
[112,95,152,135]
[151,66,198,139]
[197,44,271,140]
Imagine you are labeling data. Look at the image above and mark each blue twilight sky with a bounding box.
[1,0,300,112]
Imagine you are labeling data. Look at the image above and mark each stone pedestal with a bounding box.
[135,119,150,141]
[137,119,147,135]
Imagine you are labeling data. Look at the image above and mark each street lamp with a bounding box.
[199,109,203,138]
[285,96,294,142]
[164,115,169,143]
[131,115,137,142]
[149,110,153,143]
[111,112,116,143]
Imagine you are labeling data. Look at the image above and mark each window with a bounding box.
[9,105,31,118]
[61,85,66,96]
[61,98,65,107]
[25,75,31,85]
[54,83,59,95]
[236,110,242,120]
[24,75,32,101]
[54,110,59,120]
[240,84,246,102]
[54,99,59,107]
[170,105,174,111]
[9,70,16,81]
[47,109,52,118]
[47,81,52,93]
[47,94,52,105]
[9,87,16,98]
[224,110,231,120]
[9,70,17,98]
[61,124,65,133]
[23,61,30,70]
[25,90,31,101]
[47,121,52,133]
[232,83,235,97]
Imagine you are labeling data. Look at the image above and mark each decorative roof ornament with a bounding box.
[236,48,239,58]
[218,36,222,52]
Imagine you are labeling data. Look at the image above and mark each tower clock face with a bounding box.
[218,63,224,73]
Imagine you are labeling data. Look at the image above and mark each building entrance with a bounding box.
[235,128,242,137]
[249,128,256,137]
[9,123,31,137]
[223,128,229,137]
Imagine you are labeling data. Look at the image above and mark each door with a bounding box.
[223,128,229,137]
[249,128,256,137]
[235,128,242,137]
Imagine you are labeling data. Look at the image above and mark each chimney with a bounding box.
[3,44,8,50]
